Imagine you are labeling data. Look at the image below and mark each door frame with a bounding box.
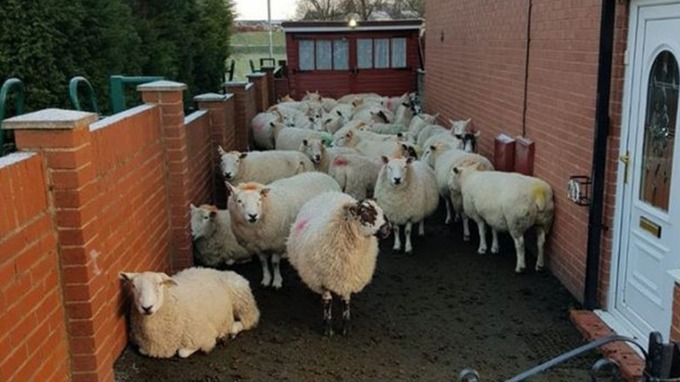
[607,0,680,344]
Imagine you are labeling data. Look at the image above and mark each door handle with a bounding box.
[620,151,630,184]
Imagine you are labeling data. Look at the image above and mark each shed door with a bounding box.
[295,38,352,99]
[616,2,680,341]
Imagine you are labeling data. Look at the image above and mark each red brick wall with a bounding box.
[185,111,213,205]
[672,283,680,342]
[0,153,70,382]
[425,0,627,303]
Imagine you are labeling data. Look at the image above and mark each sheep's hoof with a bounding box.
[178,348,197,358]
[272,278,283,289]
[515,267,526,274]
[491,247,499,254]
[261,276,272,287]
[138,347,149,356]
[535,265,544,272]
[444,218,452,225]
[477,248,486,255]
[405,249,413,255]
[323,326,334,337]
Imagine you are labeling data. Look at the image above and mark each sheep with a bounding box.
[190,204,251,267]
[422,141,493,239]
[227,172,341,288]
[374,155,439,254]
[218,147,314,185]
[319,113,345,134]
[332,128,413,160]
[452,164,554,273]
[287,192,391,336]
[416,124,449,147]
[251,110,282,149]
[407,113,439,137]
[362,122,408,135]
[351,105,394,124]
[337,92,382,104]
[119,267,260,358]
[272,122,333,151]
[328,154,382,199]
[299,138,359,173]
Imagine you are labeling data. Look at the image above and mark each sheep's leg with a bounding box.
[322,290,333,337]
[341,295,351,337]
[491,229,500,254]
[418,220,425,237]
[230,321,244,338]
[258,253,272,287]
[536,226,546,271]
[512,234,526,273]
[178,348,199,358]
[392,225,401,251]
[271,253,283,289]
[405,221,414,254]
[462,213,471,242]
[476,221,488,254]
[444,198,452,225]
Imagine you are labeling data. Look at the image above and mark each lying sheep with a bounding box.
[452,164,554,272]
[299,138,358,173]
[190,204,251,267]
[287,192,391,336]
[375,155,439,254]
[119,268,260,358]
[328,154,382,199]
[218,147,314,185]
[272,122,333,151]
[227,172,341,288]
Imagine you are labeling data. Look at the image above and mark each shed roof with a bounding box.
[281,19,423,33]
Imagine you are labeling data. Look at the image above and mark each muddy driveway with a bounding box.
[114,210,594,381]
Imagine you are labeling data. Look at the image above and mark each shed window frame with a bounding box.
[356,37,408,70]
[298,38,350,72]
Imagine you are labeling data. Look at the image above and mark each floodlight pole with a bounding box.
[267,0,273,58]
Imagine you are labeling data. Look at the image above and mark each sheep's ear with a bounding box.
[260,188,270,197]
[225,181,236,195]
[473,131,481,137]
[401,143,409,151]
[406,157,414,164]
[452,167,460,175]
[430,145,437,151]
[336,110,343,117]
[217,146,227,156]
[239,152,248,159]
[344,203,359,219]
[455,134,463,140]
[190,203,197,211]
[465,117,472,124]
[160,273,178,287]
[325,118,332,124]
[381,156,389,164]
[209,210,217,219]
[119,272,135,281]
[302,139,309,146]
[270,121,276,127]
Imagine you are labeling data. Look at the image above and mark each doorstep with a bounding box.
[570,310,645,381]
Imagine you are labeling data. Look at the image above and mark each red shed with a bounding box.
[281,19,424,99]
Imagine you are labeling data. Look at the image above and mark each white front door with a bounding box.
[616,1,680,342]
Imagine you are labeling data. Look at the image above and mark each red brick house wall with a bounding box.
[0,153,71,382]
[425,0,628,304]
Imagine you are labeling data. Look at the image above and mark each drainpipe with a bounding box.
[583,0,616,310]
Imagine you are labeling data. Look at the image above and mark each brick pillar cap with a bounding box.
[137,80,187,92]
[194,93,233,102]
[224,82,254,90]
[247,73,266,79]
[2,108,97,130]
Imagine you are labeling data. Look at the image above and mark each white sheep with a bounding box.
[328,154,382,199]
[351,105,394,124]
[337,92,382,104]
[190,204,251,267]
[332,128,414,160]
[407,113,439,137]
[299,138,359,173]
[363,122,408,135]
[119,267,260,358]
[272,122,333,151]
[251,110,282,149]
[287,192,391,336]
[226,172,341,288]
[452,164,554,272]
[374,155,439,254]
[218,147,314,185]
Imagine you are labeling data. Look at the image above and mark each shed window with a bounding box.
[356,37,408,69]
[298,38,350,71]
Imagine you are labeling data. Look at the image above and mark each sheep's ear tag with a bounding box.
[239,152,248,159]
[260,188,270,197]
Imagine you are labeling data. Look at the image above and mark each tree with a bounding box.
[294,0,423,20]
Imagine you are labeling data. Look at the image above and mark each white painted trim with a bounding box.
[594,310,647,356]
[284,25,422,33]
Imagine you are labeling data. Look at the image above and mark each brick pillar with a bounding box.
[195,93,236,209]
[261,66,276,106]
[138,81,193,271]
[4,109,112,382]
[247,73,268,113]
[224,82,256,151]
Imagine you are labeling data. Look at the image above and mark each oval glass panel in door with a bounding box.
[639,50,679,211]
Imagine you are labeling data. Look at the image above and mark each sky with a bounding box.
[234,0,298,20]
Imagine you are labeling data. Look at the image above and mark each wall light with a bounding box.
[348,18,357,28]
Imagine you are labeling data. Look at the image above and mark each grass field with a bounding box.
[229,31,287,81]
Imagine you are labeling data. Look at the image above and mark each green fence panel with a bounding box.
[0,78,25,153]
[109,75,164,114]
[69,76,100,115]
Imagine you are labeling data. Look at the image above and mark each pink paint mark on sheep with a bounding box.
[253,123,265,133]
[333,156,348,166]
[293,218,310,236]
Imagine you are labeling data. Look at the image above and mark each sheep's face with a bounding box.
[119,272,177,316]
[220,152,246,181]
[300,139,324,164]
[382,156,413,187]
[190,204,217,240]
[461,132,480,153]
[421,145,437,167]
[347,199,392,238]
[333,131,354,147]
[282,113,297,127]
[231,187,269,224]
